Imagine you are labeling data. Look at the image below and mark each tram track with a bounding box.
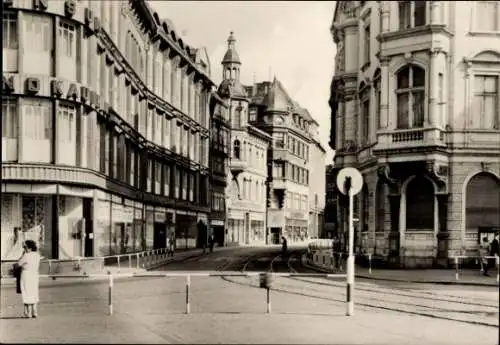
[219,249,498,328]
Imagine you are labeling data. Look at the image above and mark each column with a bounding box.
[436,194,449,259]
[343,25,358,72]
[429,48,440,127]
[380,58,390,129]
[430,1,441,25]
[380,1,391,33]
[388,194,401,256]
[146,46,153,90]
[80,28,88,86]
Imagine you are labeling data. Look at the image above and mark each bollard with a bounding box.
[117,256,121,271]
[108,272,114,316]
[266,287,271,314]
[186,275,191,314]
[368,254,372,275]
[497,257,499,283]
[48,260,52,275]
[455,257,459,281]
[128,254,132,269]
[136,253,140,270]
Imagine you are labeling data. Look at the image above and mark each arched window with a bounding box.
[466,173,500,232]
[396,65,425,129]
[233,139,240,159]
[406,176,434,230]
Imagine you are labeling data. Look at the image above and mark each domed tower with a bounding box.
[217,31,248,129]
[222,31,241,81]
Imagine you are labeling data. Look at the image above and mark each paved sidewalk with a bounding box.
[304,256,499,287]
[1,274,496,344]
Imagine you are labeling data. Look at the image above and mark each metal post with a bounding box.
[129,254,132,269]
[455,256,459,281]
[117,255,120,271]
[346,191,355,316]
[496,256,499,283]
[266,287,271,314]
[48,259,52,274]
[136,253,140,270]
[108,272,113,316]
[368,254,372,275]
[185,275,191,314]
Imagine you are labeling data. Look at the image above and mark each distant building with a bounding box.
[217,32,271,245]
[308,126,326,239]
[209,92,230,247]
[329,1,500,267]
[324,165,338,239]
[247,79,324,244]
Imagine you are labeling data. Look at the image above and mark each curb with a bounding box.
[303,258,498,287]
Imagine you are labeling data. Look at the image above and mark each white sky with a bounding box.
[149,0,337,164]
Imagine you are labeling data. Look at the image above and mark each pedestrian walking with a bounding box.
[332,235,342,272]
[479,237,490,276]
[209,234,215,253]
[17,240,41,318]
[169,234,175,257]
[281,236,288,259]
[489,233,499,270]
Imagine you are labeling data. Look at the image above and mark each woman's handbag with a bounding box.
[12,263,22,294]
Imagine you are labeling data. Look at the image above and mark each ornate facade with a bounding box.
[217,32,271,246]
[247,79,324,244]
[1,0,213,260]
[329,1,500,267]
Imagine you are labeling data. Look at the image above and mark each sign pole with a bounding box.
[346,187,354,316]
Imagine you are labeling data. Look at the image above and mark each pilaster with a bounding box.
[379,57,390,129]
[429,48,441,127]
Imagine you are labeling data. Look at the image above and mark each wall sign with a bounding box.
[33,0,48,11]
[25,77,40,94]
[3,75,14,93]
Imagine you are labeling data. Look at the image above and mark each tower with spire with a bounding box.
[217,31,247,100]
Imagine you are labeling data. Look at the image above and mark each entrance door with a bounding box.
[153,222,166,249]
[82,198,93,257]
[271,228,281,244]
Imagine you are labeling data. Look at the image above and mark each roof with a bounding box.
[222,31,241,65]
[261,77,292,112]
[217,79,248,98]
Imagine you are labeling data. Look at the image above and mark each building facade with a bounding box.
[1,0,213,260]
[308,124,327,239]
[217,32,271,246]
[324,165,338,239]
[329,1,500,267]
[247,79,322,244]
[209,92,230,246]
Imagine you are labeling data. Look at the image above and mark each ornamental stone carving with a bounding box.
[426,161,448,193]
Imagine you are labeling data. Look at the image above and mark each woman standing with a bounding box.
[17,240,41,318]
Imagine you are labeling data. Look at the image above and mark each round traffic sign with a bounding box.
[336,167,363,196]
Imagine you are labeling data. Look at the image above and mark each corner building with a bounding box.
[217,33,271,246]
[1,0,213,260]
[329,1,500,267]
[247,79,324,244]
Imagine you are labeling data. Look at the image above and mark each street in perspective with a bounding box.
[1,0,500,344]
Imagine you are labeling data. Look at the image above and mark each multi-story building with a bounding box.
[308,124,327,239]
[217,32,271,246]
[329,1,500,267]
[1,0,213,260]
[324,165,338,239]
[247,79,322,244]
[209,91,230,246]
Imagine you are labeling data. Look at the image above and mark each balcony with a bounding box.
[374,127,446,155]
[271,177,288,190]
[229,158,248,175]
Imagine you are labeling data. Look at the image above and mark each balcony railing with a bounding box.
[375,127,446,151]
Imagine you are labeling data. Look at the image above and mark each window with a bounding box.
[476,1,499,32]
[58,21,75,57]
[163,164,170,196]
[174,168,180,198]
[249,108,257,122]
[396,65,425,129]
[155,162,161,194]
[57,104,75,141]
[25,14,51,52]
[273,162,284,178]
[472,75,499,129]
[360,86,370,145]
[2,97,18,140]
[233,106,242,128]
[182,171,188,200]
[233,139,241,159]
[147,159,153,193]
[274,132,285,148]
[129,148,135,186]
[374,71,381,129]
[399,1,426,30]
[3,12,18,49]
[364,25,370,65]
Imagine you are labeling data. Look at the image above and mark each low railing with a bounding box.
[0,247,172,277]
[28,271,348,316]
[308,250,500,283]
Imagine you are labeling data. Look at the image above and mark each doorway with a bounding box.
[271,228,281,244]
[153,222,167,249]
[82,198,93,257]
